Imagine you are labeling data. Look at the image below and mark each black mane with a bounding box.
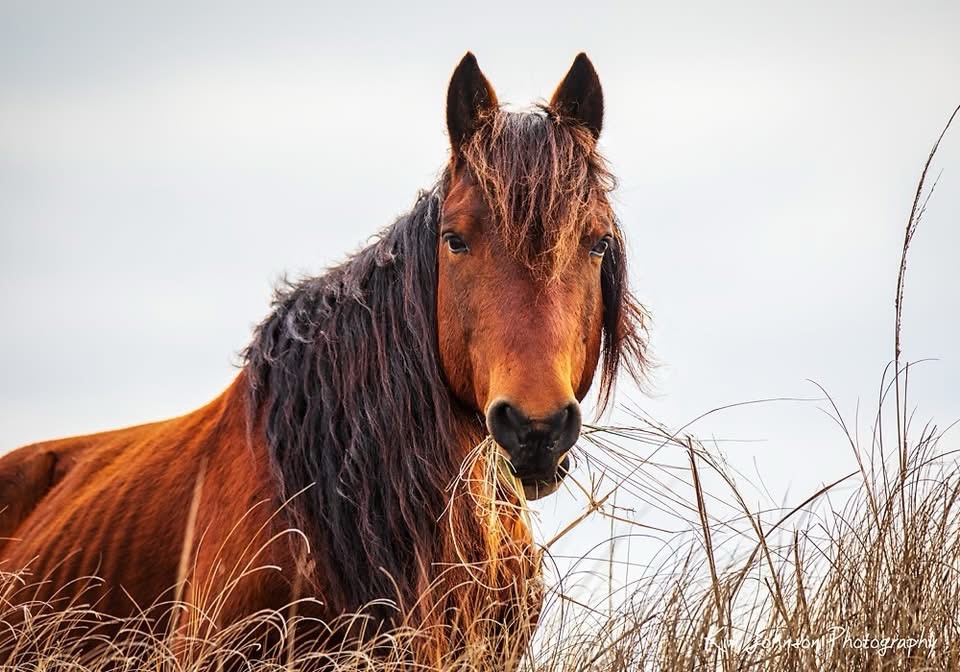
[244,184,484,615]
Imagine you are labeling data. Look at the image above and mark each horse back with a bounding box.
[0,427,124,551]
[0,375,298,626]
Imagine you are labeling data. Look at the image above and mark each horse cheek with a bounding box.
[436,266,478,409]
[575,279,605,400]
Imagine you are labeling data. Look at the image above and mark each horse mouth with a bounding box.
[520,454,570,501]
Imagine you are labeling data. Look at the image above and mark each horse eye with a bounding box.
[590,236,612,258]
[443,232,469,254]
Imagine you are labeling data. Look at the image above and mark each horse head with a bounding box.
[438,53,645,499]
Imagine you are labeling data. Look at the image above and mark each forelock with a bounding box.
[460,108,616,278]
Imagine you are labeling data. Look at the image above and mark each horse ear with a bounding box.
[550,52,603,139]
[446,52,498,155]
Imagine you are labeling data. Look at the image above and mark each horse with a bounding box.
[0,52,646,667]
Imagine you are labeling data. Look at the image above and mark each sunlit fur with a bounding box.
[0,55,648,666]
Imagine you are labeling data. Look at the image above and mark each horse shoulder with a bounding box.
[181,386,312,625]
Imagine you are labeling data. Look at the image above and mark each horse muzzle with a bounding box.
[486,399,581,500]
[518,452,571,500]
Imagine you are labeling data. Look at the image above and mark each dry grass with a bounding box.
[2,107,958,670]
[535,400,959,672]
[4,384,958,671]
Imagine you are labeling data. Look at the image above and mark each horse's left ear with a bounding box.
[550,53,603,139]
[447,52,499,155]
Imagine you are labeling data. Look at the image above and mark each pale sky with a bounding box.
[2,1,958,573]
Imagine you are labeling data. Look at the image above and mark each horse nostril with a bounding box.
[487,399,529,454]
[503,404,526,431]
[548,402,582,454]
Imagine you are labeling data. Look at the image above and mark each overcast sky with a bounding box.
[2,2,958,568]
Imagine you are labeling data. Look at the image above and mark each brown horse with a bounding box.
[0,53,645,666]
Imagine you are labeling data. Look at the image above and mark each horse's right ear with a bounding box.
[446,52,498,155]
